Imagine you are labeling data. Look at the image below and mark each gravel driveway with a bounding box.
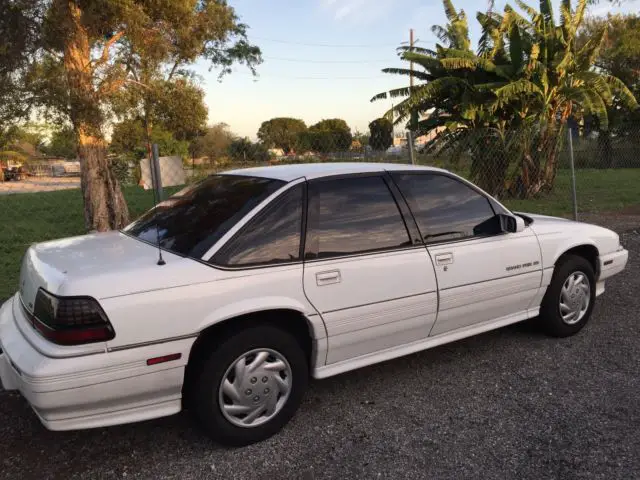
[1,216,638,480]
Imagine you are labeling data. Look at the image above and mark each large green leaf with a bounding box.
[515,0,539,22]
[401,52,443,73]
[576,27,606,71]
[475,81,509,90]
[437,48,477,59]
[572,0,587,34]
[494,64,515,79]
[431,25,451,45]
[442,0,458,21]
[540,0,555,29]
[582,89,609,130]
[386,77,471,124]
[573,72,612,105]
[493,79,544,106]
[371,85,419,102]
[477,12,502,55]
[554,48,574,76]
[605,75,639,110]
[440,56,497,72]
[560,0,571,27]
[396,45,437,56]
[509,23,524,73]
[381,68,434,82]
[525,43,541,77]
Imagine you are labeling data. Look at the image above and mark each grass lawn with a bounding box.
[503,168,640,216]
[1,168,639,301]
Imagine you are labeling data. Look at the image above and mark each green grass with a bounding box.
[1,168,639,301]
[0,186,168,301]
[503,168,640,216]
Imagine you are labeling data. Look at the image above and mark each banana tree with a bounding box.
[373,0,638,198]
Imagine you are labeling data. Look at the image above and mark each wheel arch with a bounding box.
[554,243,600,279]
[182,306,326,406]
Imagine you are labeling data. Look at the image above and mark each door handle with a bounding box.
[434,252,454,266]
[316,270,341,286]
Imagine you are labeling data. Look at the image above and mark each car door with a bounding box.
[390,172,542,336]
[302,174,438,365]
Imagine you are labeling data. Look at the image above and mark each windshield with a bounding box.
[123,174,285,258]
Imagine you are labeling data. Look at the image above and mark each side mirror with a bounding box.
[497,214,526,233]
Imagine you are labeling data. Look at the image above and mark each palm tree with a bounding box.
[373,0,638,197]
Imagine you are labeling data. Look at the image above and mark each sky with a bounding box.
[191,0,635,140]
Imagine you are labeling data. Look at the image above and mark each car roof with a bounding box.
[221,162,448,182]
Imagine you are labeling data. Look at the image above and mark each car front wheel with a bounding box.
[189,325,308,447]
[540,254,596,337]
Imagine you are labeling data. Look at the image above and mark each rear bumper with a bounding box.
[0,294,195,431]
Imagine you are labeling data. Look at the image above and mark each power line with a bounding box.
[250,35,436,48]
[236,72,391,80]
[263,55,393,64]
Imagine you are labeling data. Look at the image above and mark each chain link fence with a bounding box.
[1,123,639,300]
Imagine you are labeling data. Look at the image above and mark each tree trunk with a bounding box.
[60,0,129,232]
[77,130,130,231]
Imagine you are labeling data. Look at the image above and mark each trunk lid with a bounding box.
[17,231,203,311]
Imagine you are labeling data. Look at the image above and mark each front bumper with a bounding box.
[599,247,629,280]
[595,247,629,296]
[0,294,194,431]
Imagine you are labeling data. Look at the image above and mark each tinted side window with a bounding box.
[123,175,284,258]
[392,173,496,243]
[213,184,303,267]
[306,176,411,259]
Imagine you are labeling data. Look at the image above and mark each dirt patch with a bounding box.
[0,176,81,195]
[577,212,640,233]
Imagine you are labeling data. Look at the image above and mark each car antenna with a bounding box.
[149,141,166,266]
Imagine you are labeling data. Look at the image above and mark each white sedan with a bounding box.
[0,163,629,446]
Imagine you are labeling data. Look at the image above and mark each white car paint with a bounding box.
[0,163,629,432]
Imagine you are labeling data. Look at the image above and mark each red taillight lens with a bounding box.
[31,289,115,345]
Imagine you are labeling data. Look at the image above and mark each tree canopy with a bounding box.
[110,118,190,160]
[257,118,307,153]
[3,0,261,231]
[579,14,640,103]
[368,118,393,151]
[299,118,352,153]
[42,126,77,158]
[228,137,270,162]
[189,123,236,161]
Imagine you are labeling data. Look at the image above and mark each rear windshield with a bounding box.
[123,174,285,258]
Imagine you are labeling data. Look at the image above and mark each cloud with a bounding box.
[320,0,397,25]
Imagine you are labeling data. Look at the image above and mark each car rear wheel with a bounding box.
[539,254,596,337]
[189,325,308,447]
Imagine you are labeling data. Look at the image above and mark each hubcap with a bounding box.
[218,348,292,428]
[559,271,591,325]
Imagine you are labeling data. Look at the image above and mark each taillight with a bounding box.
[30,288,115,345]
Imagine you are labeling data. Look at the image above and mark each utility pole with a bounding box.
[407,28,419,163]
[409,28,414,89]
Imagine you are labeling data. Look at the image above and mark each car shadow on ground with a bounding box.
[1,316,546,445]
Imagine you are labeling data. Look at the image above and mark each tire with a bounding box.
[539,254,596,337]
[188,325,308,447]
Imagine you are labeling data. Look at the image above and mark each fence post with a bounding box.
[151,143,165,202]
[567,127,578,221]
[406,131,416,165]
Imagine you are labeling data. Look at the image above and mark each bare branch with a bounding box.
[167,58,183,81]
[93,30,125,70]
[125,78,151,90]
